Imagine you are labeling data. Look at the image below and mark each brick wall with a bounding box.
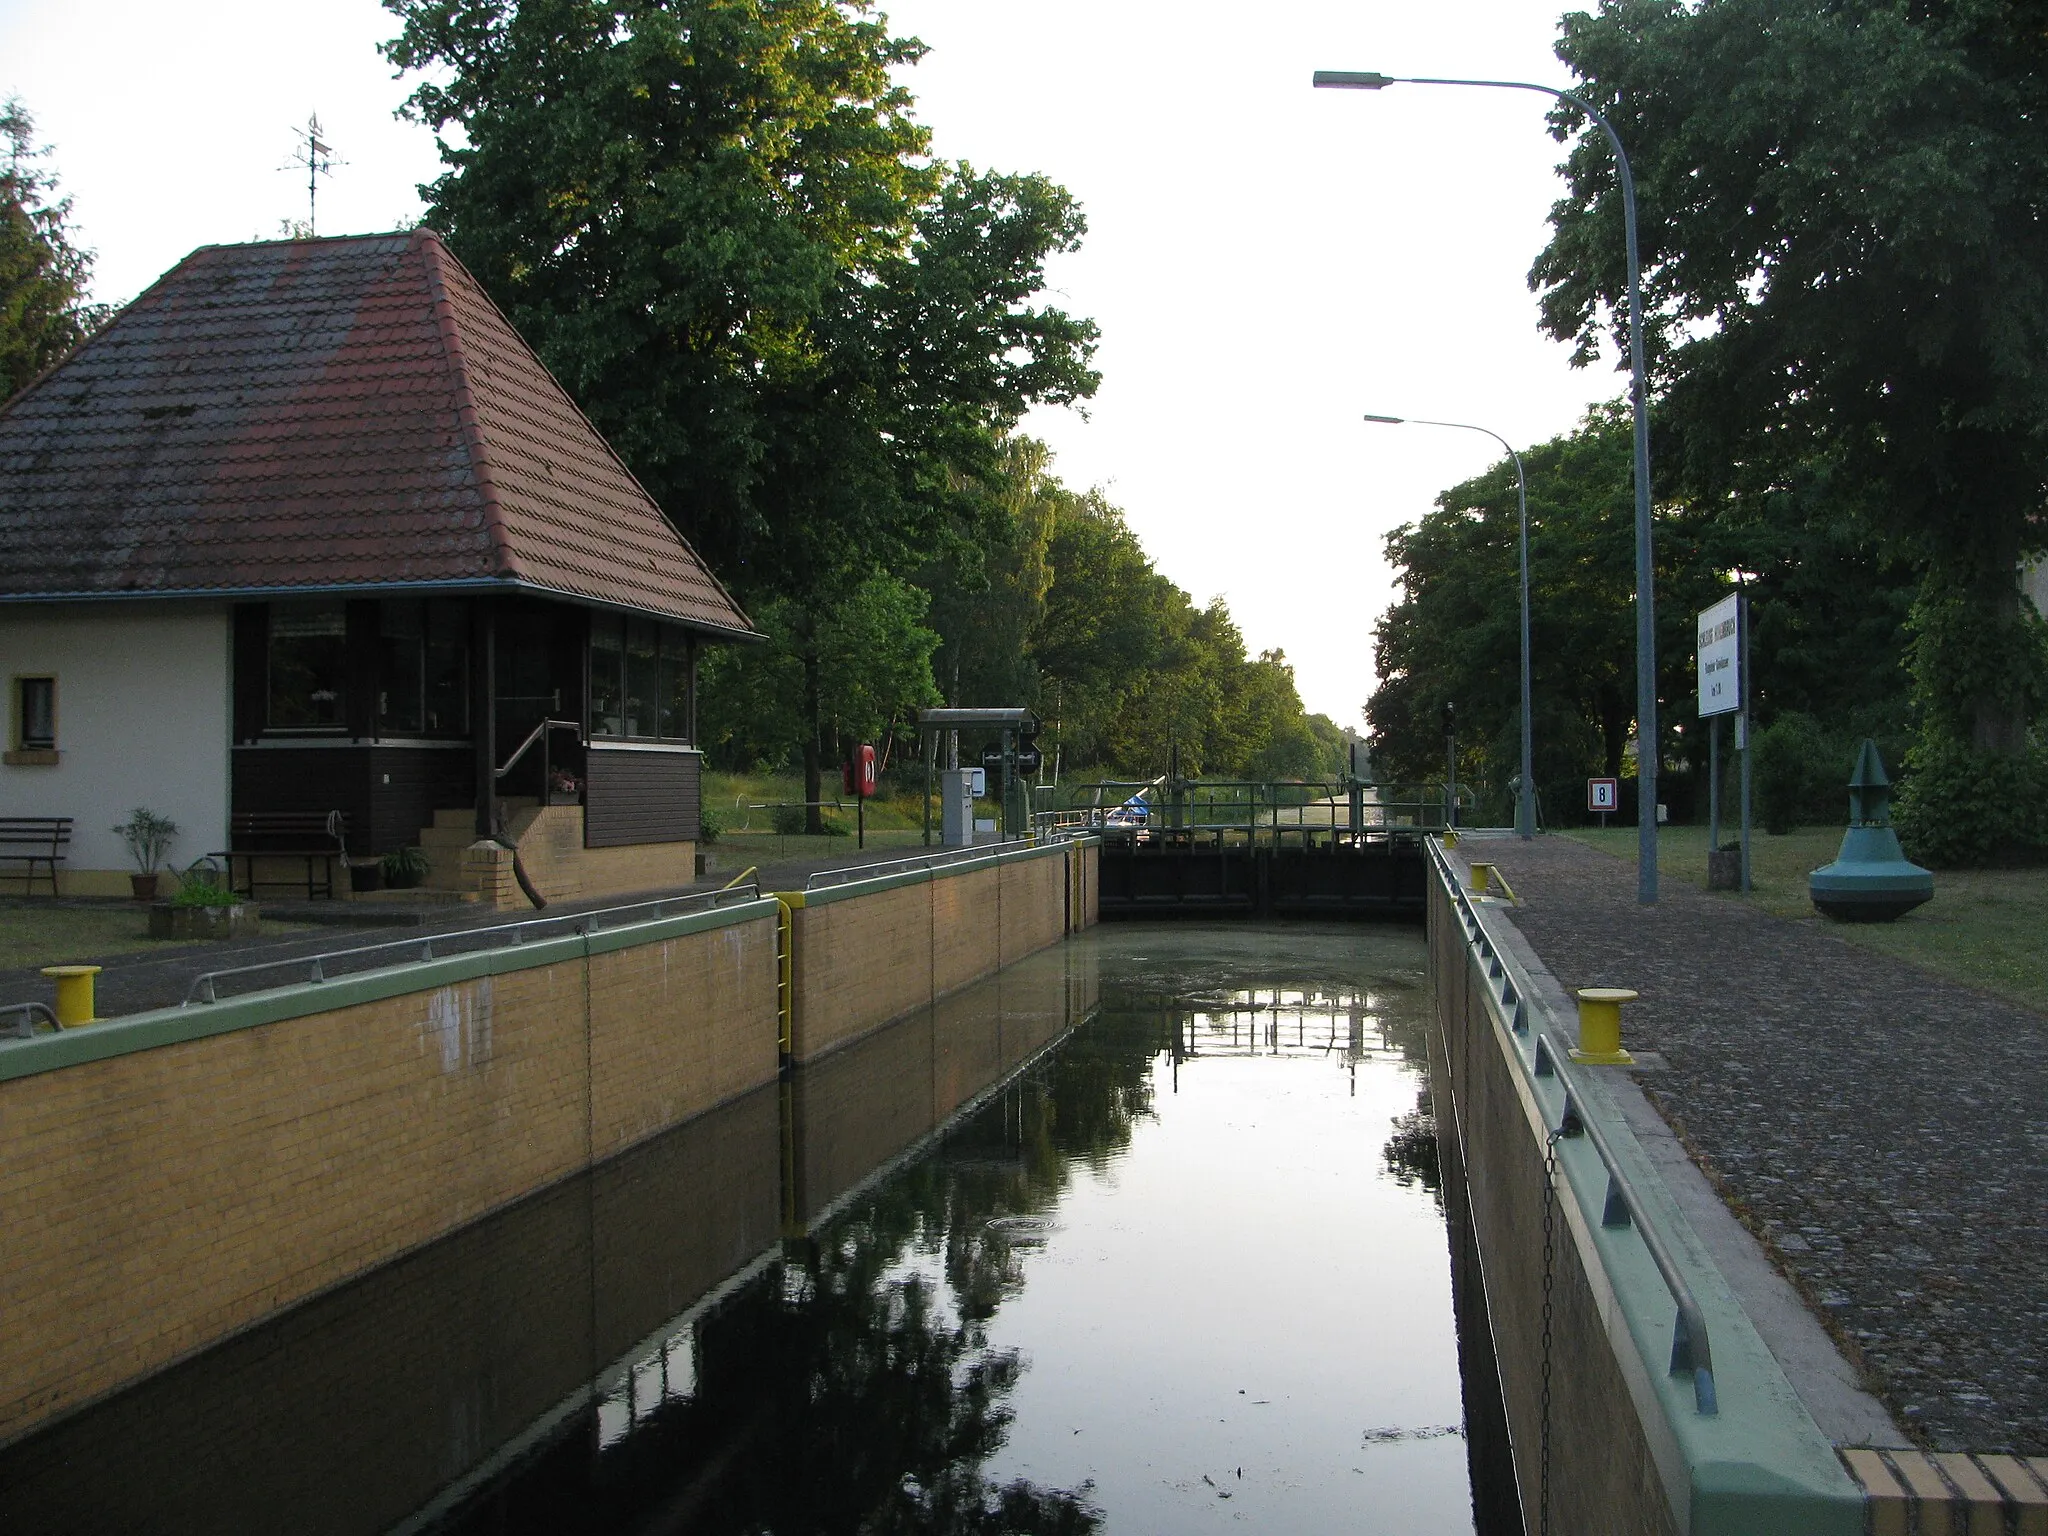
[785,843,1080,1065]
[0,906,779,1448]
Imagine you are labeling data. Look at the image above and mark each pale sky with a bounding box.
[1,0,1619,724]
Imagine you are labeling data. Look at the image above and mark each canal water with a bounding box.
[0,923,1503,1534]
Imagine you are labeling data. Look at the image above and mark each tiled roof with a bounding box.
[0,229,753,635]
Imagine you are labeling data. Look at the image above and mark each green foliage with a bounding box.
[169,879,241,910]
[380,845,429,888]
[770,802,809,837]
[1,100,106,401]
[1750,712,1847,836]
[111,808,178,874]
[1535,0,2048,856]
[698,806,725,844]
[1894,737,2048,867]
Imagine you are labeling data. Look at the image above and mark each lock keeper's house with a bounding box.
[0,229,754,903]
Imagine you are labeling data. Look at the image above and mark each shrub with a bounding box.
[1893,738,2048,867]
[1751,713,1850,834]
[698,807,725,844]
[170,880,240,909]
[770,803,808,836]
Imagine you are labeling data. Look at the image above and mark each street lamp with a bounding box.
[1363,413,1535,839]
[1317,68,1659,903]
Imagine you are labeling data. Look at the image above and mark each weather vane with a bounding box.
[281,113,345,236]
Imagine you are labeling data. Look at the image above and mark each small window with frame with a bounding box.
[8,676,58,763]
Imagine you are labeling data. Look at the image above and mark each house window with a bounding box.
[17,677,56,750]
[590,615,691,740]
[268,600,347,730]
[378,599,469,736]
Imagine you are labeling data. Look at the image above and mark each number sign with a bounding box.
[1587,777,1620,813]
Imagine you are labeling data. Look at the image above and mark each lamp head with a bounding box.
[1361,414,1404,425]
[1313,70,1395,90]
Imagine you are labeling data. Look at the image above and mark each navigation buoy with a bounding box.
[1808,740,1933,922]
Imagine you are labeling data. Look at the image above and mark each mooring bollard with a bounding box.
[41,964,101,1027]
[1469,861,1495,896]
[1571,986,1637,1065]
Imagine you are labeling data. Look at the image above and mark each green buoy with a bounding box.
[1808,740,1933,922]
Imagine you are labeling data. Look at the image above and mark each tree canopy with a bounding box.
[0,100,104,402]
[1532,0,2048,858]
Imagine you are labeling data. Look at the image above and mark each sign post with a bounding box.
[1587,776,1619,828]
[1696,593,1749,891]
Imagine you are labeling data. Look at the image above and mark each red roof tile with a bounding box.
[0,229,753,636]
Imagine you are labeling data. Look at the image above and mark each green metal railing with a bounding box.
[1046,779,1456,847]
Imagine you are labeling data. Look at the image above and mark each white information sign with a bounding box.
[1587,777,1619,813]
[1697,594,1742,717]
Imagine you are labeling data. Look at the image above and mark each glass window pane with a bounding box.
[19,677,55,750]
[590,616,625,736]
[656,627,690,740]
[423,600,470,735]
[268,601,347,730]
[625,621,659,738]
[378,601,424,734]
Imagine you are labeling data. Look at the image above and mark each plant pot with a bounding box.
[149,901,260,941]
[129,873,159,902]
[1706,848,1742,891]
[350,863,384,893]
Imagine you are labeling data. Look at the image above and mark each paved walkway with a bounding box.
[0,839,975,1022]
[1474,834,2046,1455]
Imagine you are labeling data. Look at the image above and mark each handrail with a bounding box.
[1432,838,1719,1416]
[494,718,582,782]
[182,883,765,1006]
[1533,1030,1718,1412]
[1,1000,59,1040]
[802,836,1046,893]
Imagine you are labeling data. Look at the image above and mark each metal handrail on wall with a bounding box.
[181,883,765,1006]
[802,836,1048,894]
[2,1000,58,1040]
[1432,839,1719,1416]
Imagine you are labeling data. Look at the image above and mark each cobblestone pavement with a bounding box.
[1476,835,2047,1455]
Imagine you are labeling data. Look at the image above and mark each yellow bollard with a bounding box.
[1443,829,1460,850]
[42,965,102,1027]
[1571,987,1637,1065]
[1469,861,1495,896]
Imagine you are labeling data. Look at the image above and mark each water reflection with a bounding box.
[0,924,1492,1535]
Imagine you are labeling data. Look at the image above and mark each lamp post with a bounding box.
[1316,68,1659,903]
[1363,413,1535,839]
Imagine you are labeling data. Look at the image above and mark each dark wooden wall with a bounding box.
[585,748,701,848]
[232,747,472,855]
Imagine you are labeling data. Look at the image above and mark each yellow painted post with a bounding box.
[1571,987,1638,1065]
[42,965,101,1027]
[1469,861,1495,895]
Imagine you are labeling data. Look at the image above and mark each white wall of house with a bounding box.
[1,602,230,894]
[2026,559,2048,618]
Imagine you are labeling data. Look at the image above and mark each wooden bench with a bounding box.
[215,812,348,900]
[0,817,71,896]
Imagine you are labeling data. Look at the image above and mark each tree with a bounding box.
[1,100,105,401]
[384,0,1100,825]
[1532,0,2048,859]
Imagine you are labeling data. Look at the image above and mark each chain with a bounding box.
[1539,1131,1559,1536]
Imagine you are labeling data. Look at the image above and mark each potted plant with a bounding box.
[381,844,430,890]
[112,807,178,901]
[149,865,260,940]
[349,857,383,893]
[548,768,583,806]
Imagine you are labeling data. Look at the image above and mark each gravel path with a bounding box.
[1475,835,2047,1454]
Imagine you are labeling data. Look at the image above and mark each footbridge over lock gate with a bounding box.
[1042,776,1442,919]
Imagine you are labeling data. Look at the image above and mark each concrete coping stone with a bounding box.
[0,896,783,1086]
[1428,841,1866,1534]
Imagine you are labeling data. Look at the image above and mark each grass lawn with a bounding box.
[703,768,1004,862]
[1562,824,2048,1012]
[0,901,312,975]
